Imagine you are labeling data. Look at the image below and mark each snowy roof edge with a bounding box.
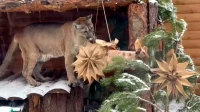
[0,74,71,100]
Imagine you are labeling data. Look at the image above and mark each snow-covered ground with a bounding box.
[157,100,185,112]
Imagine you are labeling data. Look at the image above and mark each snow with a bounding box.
[149,0,157,3]
[121,73,149,87]
[157,100,185,112]
[117,79,136,86]
[137,107,146,111]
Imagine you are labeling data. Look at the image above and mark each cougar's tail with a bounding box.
[0,35,19,78]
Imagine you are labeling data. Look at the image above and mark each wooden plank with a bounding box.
[29,95,42,112]
[178,13,200,22]
[187,22,200,31]
[182,40,200,48]
[165,22,200,31]
[29,87,84,112]
[174,0,200,5]
[128,3,147,50]
[182,31,200,40]
[190,57,200,66]
[184,49,200,57]
[176,4,200,14]
[148,2,158,33]
[195,66,200,72]
[0,0,135,12]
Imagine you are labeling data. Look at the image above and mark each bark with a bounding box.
[28,87,84,112]
[128,3,147,50]
[148,2,158,33]
[0,0,134,12]
[28,95,42,112]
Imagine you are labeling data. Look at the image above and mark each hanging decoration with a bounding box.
[152,51,196,98]
[72,42,107,84]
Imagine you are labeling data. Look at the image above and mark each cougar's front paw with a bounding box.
[68,76,84,87]
[68,78,78,87]
[26,77,41,87]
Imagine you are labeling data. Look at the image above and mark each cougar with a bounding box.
[0,14,96,86]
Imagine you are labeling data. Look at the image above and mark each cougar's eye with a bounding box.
[90,26,93,30]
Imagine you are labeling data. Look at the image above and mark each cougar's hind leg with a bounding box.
[33,62,51,82]
[22,53,41,86]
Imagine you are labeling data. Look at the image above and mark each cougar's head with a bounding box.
[73,14,96,43]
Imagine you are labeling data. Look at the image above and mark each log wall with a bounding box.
[173,0,200,70]
[0,8,129,73]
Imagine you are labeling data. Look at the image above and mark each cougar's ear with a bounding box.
[86,14,93,21]
[73,22,81,29]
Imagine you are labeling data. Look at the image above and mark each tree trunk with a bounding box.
[29,87,84,112]
[128,3,147,50]
[148,2,158,33]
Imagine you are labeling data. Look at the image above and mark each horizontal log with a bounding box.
[195,66,200,71]
[174,0,200,5]
[164,22,200,31]
[182,31,200,40]
[0,0,134,12]
[190,57,200,66]
[182,40,200,48]
[178,13,200,22]
[176,4,200,14]
[184,49,200,57]
[187,22,200,31]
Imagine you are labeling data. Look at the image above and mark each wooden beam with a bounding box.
[29,95,42,112]
[190,57,200,66]
[148,2,158,33]
[195,66,200,72]
[184,49,200,57]
[178,13,200,22]
[128,3,147,50]
[29,87,84,112]
[182,40,200,48]
[187,22,200,31]
[174,0,200,5]
[182,31,200,40]
[176,4,200,14]
[0,0,134,12]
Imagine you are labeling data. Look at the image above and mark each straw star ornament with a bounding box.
[152,52,196,99]
[72,42,107,84]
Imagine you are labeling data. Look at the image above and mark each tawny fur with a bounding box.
[0,15,96,86]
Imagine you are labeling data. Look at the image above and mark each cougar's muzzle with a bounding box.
[89,37,96,43]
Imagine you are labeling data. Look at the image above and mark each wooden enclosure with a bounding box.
[173,0,200,70]
[0,8,129,73]
[0,0,158,112]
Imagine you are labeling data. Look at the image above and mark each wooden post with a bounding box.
[148,2,158,33]
[28,87,84,112]
[128,3,147,50]
[128,2,158,112]
[29,95,42,112]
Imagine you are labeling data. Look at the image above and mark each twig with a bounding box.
[95,0,99,33]
[138,97,163,112]
[165,95,169,112]
[101,0,111,42]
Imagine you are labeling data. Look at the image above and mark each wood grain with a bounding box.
[174,0,200,5]
[178,13,200,22]
[176,4,200,14]
[182,31,200,40]
[182,40,200,48]
[184,49,200,57]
